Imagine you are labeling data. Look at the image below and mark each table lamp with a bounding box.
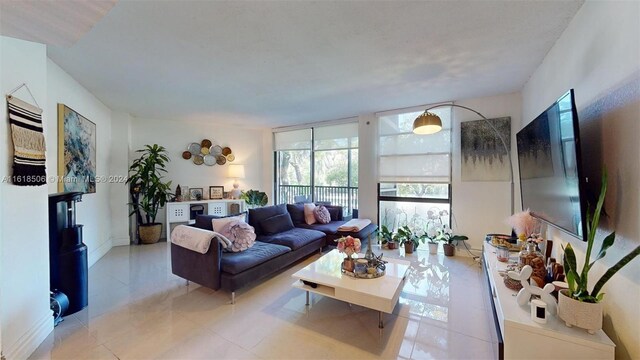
[228,164,245,199]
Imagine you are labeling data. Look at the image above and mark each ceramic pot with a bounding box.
[404,242,415,254]
[428,242,438,255]
[342,258,355,272]
[443,243,455,256]
[558,289,603,334]
[139,223,162,244]
[387,241,398,250]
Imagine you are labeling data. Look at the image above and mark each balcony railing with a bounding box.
[277,185,358,216]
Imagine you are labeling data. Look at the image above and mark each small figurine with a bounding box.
[508,265,557,315]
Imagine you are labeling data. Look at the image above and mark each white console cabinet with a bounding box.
[166,200,245,231]
[483,244,615,359]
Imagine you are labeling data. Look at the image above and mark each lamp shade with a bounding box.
[413,112,443,134]
[228,164,245,179]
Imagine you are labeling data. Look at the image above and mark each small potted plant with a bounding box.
[437,224,468,257]
[560,170,640,333]
[335,235,362,272]
[240,189,268,209]
[426,224,439,254]
[126,144,173,244]
[396,225,425,254]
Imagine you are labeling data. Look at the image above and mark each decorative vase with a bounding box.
[342,257,355,272]
[139,223,162,244]
[519,241,543,267]
[558,289,603,334]
[404,242,415,254]
[428,242,438,255]
[443,243,455,256]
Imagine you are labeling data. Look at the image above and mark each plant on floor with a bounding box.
[126,144,173,244]
[395,225,426,254]
[240,189,268,208]
[562,169,640,303]
[378,225,394,246]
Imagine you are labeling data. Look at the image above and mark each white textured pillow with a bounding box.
[303,203,317,225]
[211,214,246,232]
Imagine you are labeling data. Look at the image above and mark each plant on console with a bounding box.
[240,189,268,208]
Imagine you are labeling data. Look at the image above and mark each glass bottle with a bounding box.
[519,240,543,268]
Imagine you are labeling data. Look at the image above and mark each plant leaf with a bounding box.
[590,232,616,268]
[591,245,640,297]
[563,244,582,293]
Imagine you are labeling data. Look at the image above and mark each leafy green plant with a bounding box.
[126,144,173,224]
[378,225,394,245]
[395,225,427,247]
[434,224,468,245]
[240,189,268,207]
[563,169,640,303]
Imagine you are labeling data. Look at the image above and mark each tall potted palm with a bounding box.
[126,144,173,244]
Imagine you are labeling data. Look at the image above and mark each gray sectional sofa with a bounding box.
[170,203,377,302]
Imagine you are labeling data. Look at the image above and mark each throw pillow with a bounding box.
[260,213,295,235]
[313,205,331,224]
[211,213,246,232]
[286,203,306,225]
[220,221,256,252]
[303,203,317,225]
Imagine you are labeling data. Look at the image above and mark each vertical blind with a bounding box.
[378,106,452,183]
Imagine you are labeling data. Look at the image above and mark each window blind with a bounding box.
[314,122,359,150]
[274,128,312,151]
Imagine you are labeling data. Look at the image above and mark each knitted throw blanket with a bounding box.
[7,96,46,186]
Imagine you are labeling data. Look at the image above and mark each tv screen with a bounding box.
[517,90,587,240]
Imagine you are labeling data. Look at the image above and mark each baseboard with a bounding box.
[110,236,130,247]
[88,238,113,268]
[4,312,53,360]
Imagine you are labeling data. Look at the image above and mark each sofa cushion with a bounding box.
[303,203,317,225]
[248,204,287,235]
[220,242,290,275]
[325,206,343,221]
[261,213,294,235]
[314,205,331,224]
[296,221,343,235]
[212,214,246,232]
[194,213,247,231]
[286,203,305,225]
[257,227,325,251]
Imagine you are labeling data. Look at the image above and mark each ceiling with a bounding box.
[43,1,583,128]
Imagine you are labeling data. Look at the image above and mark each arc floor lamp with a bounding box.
[413,104,515,215]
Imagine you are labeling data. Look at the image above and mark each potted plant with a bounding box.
[560,170,640,333]
[396,225,425,254]
[426,224,439,254]
[378,225,397,249]
[240,189,268,209]
[437,224,468,257]
[126,144,173,244]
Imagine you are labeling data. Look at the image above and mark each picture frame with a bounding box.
[189,188,203,201]
[209,186,224,200]
[57,104,97,193]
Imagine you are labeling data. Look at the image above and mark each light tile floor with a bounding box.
[30,243,498,359]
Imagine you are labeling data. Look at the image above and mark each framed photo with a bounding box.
[58,104,97,193]
[209,186,224,200]
[189,188,203,201]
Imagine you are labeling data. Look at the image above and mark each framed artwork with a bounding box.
[58,104,97,193]
[209,186,224,200]
[189,188,203,201]
[461,116,511,181]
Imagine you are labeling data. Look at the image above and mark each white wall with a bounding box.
[0,36,53,360]
[46,59,116,266]
[109,111,131,246]
[130,117,266,237]
[522,2,640,358]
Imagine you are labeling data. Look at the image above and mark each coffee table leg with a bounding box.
[306,291,310,306]
[379,311,384,329]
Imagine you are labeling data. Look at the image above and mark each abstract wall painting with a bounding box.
[461,117,511,181]
[516,114,553,180]
[58,104,96,193]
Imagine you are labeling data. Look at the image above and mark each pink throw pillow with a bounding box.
[314,205,331,224]
[303,203,317,225]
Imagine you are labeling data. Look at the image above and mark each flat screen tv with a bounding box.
[516,89,587,240]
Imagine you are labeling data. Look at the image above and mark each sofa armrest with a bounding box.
[170,239,223,291]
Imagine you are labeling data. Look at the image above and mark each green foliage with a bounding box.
[395,225,427,247]
[562,169,640,303]
[378,225,394,244]
[126,144,172,224]
[240,189,268,207]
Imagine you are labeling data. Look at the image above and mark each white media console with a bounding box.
[483,244,615,359]
[165,200,245,233]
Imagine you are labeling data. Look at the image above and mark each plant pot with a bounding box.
[428,242,438,255]
[404,242,415,254]
[443,243,455,256]
[139,223,162,244]
[342,258,355,272]
[558,289,603,334]
[387,241,398,250]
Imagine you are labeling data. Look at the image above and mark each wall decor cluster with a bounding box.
[181,139,235,166]
[58,104,97,193]
[461,116,511,182]
[6,83,46,186]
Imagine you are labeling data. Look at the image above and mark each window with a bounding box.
[274,122,358,215]
[377,106,452,233]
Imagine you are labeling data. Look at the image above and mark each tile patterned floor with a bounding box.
[30,243,498,359]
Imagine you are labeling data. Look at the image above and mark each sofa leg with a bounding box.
[231,291,236,304]
[186,280,189,286]
[319,247,322,255]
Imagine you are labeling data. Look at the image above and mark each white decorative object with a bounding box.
[228,164,245,199]
[558,289,604,334]
[531,299,548,324]
[508,265,557,315]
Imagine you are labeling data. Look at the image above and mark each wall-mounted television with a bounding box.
[516,89,587,240]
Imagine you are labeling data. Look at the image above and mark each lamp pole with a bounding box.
[422,104,515,216]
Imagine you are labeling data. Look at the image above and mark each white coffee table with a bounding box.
[292,249,410,328]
